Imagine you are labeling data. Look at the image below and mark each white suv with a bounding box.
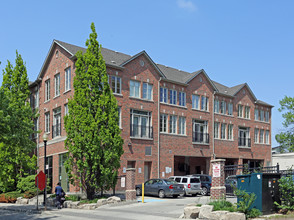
[168,176,202,196]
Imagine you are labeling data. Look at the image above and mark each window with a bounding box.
[214,122,219,139]
[160,114,168,133]
[169,89,177,105]
[179,92,186,106]
[65,67,71,91]
[130,80,140,98]
[118,107,121,128]
[160,87,168,103]
[169,115,177,134]
[45,112,50,133]
[53,107,61,138]
[260,110,264,121]
[111,76,121,94]
[265,111,269,122]
[260,129,264,143]
[228,103,233,116]
[214,99,219,113]
[221,123,226,139]
[220,101,226,114]
[238,105,243,117]
[193,120,208,143]
[143,82,152,100]
[192,94,200,109]
[145,146,152,156]
[255,109,259,120]
[228,124,233,140]
[238,127,250,147]
[130,109,152,138]
[245,106,250,119]
[35,90,39,108]
[254,128,259,143]
[45,79,50,101]
[33,118,38,139]
[54,73,60,97]
[265,130,269,144]
[64,104,68,116]
[179,117,186,135]
[201,96,208,111]
[127,161,136,168]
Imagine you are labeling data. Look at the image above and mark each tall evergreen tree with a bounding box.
[65,23,124,199]
[0,52,37,192]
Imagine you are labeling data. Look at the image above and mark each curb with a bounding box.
[0,206,42,214]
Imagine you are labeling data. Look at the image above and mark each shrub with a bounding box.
[0,191,23,203]
[274,175,294,212]
[23,189,39,199]
[209,200,237,212]
[17,175,36,193]
[66,195,79,201]
[247,208,262,218]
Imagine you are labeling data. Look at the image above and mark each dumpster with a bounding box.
[237,173,280,214]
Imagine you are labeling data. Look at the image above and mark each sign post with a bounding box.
[35,171,46,209]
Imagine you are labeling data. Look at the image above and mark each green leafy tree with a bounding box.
[64,23,124,199]
[274,174,294,212]
[0,52,37,192]
[276,96,294,152]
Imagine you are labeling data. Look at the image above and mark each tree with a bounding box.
[276,96,294,152]
[64,23,124,199]
[0,52,37,192]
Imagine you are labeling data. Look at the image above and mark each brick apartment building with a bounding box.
[29,40,272,192]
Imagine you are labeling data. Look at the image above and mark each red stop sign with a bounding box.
[35,171,46,191]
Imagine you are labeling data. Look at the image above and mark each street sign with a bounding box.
[35,171,46,191]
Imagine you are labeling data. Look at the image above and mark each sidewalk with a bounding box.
[0,203,51,214]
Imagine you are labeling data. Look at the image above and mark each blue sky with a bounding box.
[1,0,293,147]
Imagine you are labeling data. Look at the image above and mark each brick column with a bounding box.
[210,159,226,200]
[125,168,136,201]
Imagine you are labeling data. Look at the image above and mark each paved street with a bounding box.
[0,195,237,220]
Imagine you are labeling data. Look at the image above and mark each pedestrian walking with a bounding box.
[55,182,64,209]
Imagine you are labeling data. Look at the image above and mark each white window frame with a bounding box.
[228,103,233,116]
[160,87,168,103]
[169,89,177,105]
[260,129,264,144]
[228,124,233,140]
[192,94,200,110]
[214,122,219,139]
[111,76,122,94]
[238,105,243,118]
[260,110,264,121]
[64,103,68,116]
[130,80,141,98]
[221,123,226,139]
[169,115,177,134]
[255,109,259,121]
[54,73,60,97]
[179,116,186,135]
[265,111,269,122]
[214,99,219,113]
[201,96,208,111]
[65,67,71,92]
[220,101,226,114]
[254,128,259,143]
[45,112,50,133]
[118,106,122,128]
[245,106,250,119]
[142,82,153,100]
[265,130,269,144]
[45,79,50,102]
[179,92,186,107]
[160,114,168,133]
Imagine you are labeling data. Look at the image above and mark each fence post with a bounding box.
[125,168,136,201]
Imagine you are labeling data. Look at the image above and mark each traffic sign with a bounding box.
[35,171,46,191]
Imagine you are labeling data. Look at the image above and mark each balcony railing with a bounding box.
[192,132,209,144]
[52,123,61,138]
[238,137,251,147]
[130,124,153,139]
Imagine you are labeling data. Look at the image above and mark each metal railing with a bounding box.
[238,137,251,147]
[52,123,61,138]
[192,132,209,144]
[130,124,153,139]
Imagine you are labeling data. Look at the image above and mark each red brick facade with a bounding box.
[30,40,272,193]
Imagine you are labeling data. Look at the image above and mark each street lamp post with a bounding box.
[43,133,48,209]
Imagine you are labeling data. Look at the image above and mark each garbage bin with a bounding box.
[237,173,280,214]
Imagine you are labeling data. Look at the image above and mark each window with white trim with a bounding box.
[178,116,186,135]
[179,92,186,107]
[64,103,68,116]
[130,80,140,98]
[118,106,121,128]
[255,109,259,120]
[214,122,219,139]
[54,73,60,97]
[254,128,259,143]
[214,99,219,113]
[169,89,177,105]
[45,79,50,101]
[260,110,264,121]
[220,101,226,114]
[143,82,153,100]
[169,115,177,134]
[238,105,243,117]
[260,129,264,143]
[111,76,121,94]
[245,106,250,119]
[160,87,168,103]
[192,94,200,110]
[160,114,168,133]
[228,103,233,116]
[45,112,50,133]
[201,96,208,111]
[228,124,233,140]
[65,67,71,91]
[265,130,269,144]
[221,123,226,139]
[265,111,269,122]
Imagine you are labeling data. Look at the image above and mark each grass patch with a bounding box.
[208,200,237,212]
[196,204,202,207]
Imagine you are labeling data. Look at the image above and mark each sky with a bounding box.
[1,0,293,147]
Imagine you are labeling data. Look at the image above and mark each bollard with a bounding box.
[142,183,144,203]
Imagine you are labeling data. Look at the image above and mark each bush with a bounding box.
[209,200,237,212]
[23,189,40,199]
[0,191,23,203]
[66,195,79,201]
[17,175,36,193]
[247,208,262,218]
[274,175,294,212]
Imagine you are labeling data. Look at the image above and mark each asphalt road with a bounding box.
[0,195,237,220]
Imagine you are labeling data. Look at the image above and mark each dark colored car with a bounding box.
[135,179,184,198]
[189,174,212,196]
[225,175,237,195]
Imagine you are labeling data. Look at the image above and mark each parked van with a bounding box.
[168,176,202,196]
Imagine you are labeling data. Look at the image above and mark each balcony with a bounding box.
[130,124,153,139]
[192,132,209,144]
[52,123,61,138]
[238,137,251,147]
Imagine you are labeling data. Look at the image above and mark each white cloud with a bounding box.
[177,0,197,12]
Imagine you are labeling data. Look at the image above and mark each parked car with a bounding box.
[168,176,202,196]
[189,174,212,196]
[135,179,184,198]
[225,175,237,195]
